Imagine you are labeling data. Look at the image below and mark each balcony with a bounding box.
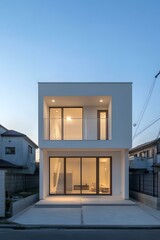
[43,117,111,141]
[129,157,147,170]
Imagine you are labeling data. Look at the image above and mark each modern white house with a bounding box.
[38,82,132,200]
[0,124,38,174]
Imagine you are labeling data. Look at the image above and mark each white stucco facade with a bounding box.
[38,82,132,199]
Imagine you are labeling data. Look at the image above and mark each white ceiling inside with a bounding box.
[44,96,111,107]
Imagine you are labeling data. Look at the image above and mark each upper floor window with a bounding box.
[139,152,145,158]
[28,145,32,154]
[5,147,15,154]
[157,142,160,154]
[97,110,108,140]
[149,149,155,158]
[50,107,83,140]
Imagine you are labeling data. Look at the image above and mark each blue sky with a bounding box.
[0,0,160,146]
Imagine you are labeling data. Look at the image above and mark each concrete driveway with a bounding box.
[9,196,160,227]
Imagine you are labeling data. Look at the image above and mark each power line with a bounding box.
[134,115,160,138]
[133,70,160,141]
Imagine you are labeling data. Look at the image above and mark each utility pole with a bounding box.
[155,71,160,79]
[156,70,160,138]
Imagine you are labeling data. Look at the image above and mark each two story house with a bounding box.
[38,82,132,199]
[0,124,38,174]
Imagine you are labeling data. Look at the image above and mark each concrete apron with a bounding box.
[9,197,160,227]
[35,196,136,208]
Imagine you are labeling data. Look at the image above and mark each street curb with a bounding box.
[1,223,160,230]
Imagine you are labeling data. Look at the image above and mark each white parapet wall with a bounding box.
[0,170,5,217]
[11,193,39,216]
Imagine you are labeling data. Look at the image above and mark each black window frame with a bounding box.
[157,142,160,154]
[28,145,32,154]
[5,147,15,155]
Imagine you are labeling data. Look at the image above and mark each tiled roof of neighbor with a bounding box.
[0,159,23,169]
[129,138,160,154]
[1,130,38,148]
[1,130,26,137]
[0,124,8,130]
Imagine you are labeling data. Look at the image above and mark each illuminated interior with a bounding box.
[50,108,82,140]
[100,112,107,140]
[50,157,111,195]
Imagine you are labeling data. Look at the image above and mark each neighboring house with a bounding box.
[129,138,160,173]
[38,82,132,199]
[0,124,38,174]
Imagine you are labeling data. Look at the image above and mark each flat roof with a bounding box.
[38,82,132,84]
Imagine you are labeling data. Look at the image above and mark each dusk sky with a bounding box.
[0,0,160,147]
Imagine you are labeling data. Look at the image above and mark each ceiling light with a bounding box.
[101,158,106,162]
[52,99,55,103]
[66,116,72,121]
[100,99,103,103]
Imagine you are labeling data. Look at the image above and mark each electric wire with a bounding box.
[132,77,157,141]
[134,115,160,138]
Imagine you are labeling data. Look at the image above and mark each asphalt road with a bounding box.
[1,228,160,240]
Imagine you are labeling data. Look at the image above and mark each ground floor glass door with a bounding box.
[82,158,96,194]
[50,157,111,195]
[66,158,81,194]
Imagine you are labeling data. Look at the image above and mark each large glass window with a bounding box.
[49,157,111,195]
[82,158,96,194]
[50,158,64,194]
[99,158,111,194]
[50,108,62,140]
[66,158,81,194]
[50,108,82,140]
[98,110,108,140]
[63,108,82,140]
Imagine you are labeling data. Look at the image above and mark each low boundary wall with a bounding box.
[11,193,39,216]
[130,190,159,209]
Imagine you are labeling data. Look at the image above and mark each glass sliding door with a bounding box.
[50,108,62,140]
[82,158,96,194]
[66,158,81,194]
[49,107,83,140]
[49,157,111,195]
[50,158,64,194]
[63,108,82,140]
[99,158,111,194]
[97,110,108,140]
